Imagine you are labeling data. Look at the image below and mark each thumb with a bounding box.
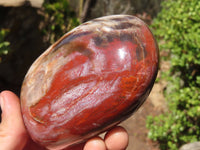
[0,91,28,150]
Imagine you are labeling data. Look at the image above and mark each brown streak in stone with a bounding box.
[93,36,103,46]
[106,34,114,43]
[52,31,92,53]
[119,33,134,42]
[136,44,147,61]
[134,35,147,61]
[114,22,138,30]
[110,18,125,22]
[54,41,94,60]
[136,46,142,61]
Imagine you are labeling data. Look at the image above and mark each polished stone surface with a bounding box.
[21,15,159,150]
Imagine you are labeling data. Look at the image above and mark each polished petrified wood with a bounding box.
[21,15,159,150]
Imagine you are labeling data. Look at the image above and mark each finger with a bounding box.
[84,136,106,150]
[0,91,28,150]
[104,126,129,150]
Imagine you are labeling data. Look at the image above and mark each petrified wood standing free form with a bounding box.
[21,15,159,150]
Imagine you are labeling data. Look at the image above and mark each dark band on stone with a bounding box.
[136,44,147,61]
[52,31,92,53]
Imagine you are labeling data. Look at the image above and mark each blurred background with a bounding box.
[0,0,200,150]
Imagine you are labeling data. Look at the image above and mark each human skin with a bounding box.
[0,90,129,150]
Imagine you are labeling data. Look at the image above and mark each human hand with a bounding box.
[0,91,129,150]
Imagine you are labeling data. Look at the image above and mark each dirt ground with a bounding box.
[121,93,163,150]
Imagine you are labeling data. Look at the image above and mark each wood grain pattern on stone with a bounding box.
[20,15,159,150]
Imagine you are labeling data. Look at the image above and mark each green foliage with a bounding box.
[42,0,80,44]
[147,0,200,149]
[147,86,200,150]
[152,0,200,86]
[0,29,10,63]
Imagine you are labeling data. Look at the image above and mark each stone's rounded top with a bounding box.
[53,15,146,51]
[77,14,143,31]
[20,15,159,149]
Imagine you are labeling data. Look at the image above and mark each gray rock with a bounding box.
[180,142,200,150]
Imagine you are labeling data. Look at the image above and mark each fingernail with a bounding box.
[0,93,4,110]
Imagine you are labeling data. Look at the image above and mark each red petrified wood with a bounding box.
[20,15,159,150]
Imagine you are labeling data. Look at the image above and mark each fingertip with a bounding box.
[0,90,27,136]
[0,90,28,149]
[0,90,19,108]
[0,90,26,130]
[84,136,106,150]
[0,90,21,119]
[104,126,129,150]
[0,90,18,99]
